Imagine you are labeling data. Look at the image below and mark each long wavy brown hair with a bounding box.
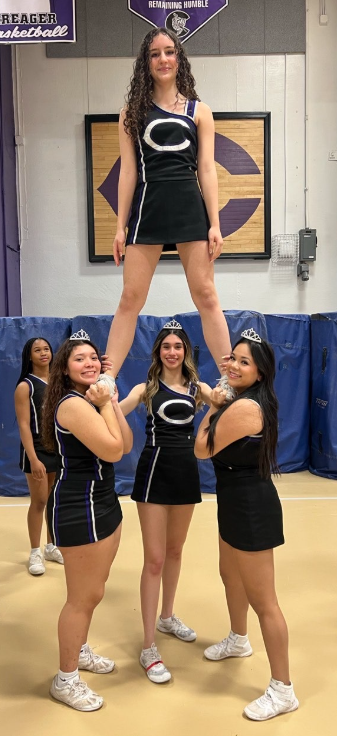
[142,327,202,412]
[124,27,199,143]
[206,338,279,479]
[41,339,101,452]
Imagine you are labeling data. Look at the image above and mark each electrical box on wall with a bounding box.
[299,229,317,261]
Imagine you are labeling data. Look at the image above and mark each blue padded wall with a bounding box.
[1,310,317,496]
[310,313,337,479]
[0,317,71,496]
[264,314,311,472]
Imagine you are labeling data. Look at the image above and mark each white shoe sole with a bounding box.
[204,646,253,661]
[78,661,115,674]
[50,686,103,711]
[156,623,196,642]
[244,698,299,721]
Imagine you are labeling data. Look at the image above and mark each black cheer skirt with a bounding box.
[131,445,202,505]
[126,178,209,249]
[47,477,122,547]
[216,470,284,552]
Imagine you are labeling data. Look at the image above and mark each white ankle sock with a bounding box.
[271,678,293,691]
[30,547,40,554]
[57,668,79,687]
[45,543,54,551]
[160,616,172,622]
[231,630,248,640]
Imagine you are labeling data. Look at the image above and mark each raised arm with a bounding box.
[118,383,146,416]
[14,382,46,480]
[111,392,133,454]
[195,399,263,459]
[113,109,138,266]
[196,102,223,261]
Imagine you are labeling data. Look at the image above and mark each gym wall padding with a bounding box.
[264,314,311,472]
[1,310,332,496]
[0,317,71,496]
[310,314,337,480]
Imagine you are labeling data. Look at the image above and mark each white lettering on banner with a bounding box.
[0,14,57,24]
[148,1,209,6]
[0,25,68,39]
[143,118,191,152]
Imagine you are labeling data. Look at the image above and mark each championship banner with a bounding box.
[128,0,228,43]
[0,0,76,44]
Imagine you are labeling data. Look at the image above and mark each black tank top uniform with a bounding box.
[19,373,56,474]
[131,379,202,505]
[212,394,284,552]
[47,391,122,547]
[126,101,209,249]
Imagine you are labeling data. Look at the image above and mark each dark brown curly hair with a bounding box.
[124,27,199,143]
[41,339,102,452]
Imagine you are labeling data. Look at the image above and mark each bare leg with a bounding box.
[218,537,249,635]
[136,503,168,650]
[58,525,121,672]
[26,474,49,548]
[106,244,162,376]
[177,241,231,366]
[45,472,56,544]
[160,505,195,619]
[235,547,290,684]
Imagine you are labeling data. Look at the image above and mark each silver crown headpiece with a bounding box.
[69,328,91,341]
[163,319,182,330]
[241,327,262,343]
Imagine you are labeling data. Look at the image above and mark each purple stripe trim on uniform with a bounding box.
[187,100,195,118]
[152,103,197,129]
[130,182,145,242]
[158,380,195,402]
[53,479,62,547]
[142,447,158,502]
[85,481,95,543]
[56,427,68,480]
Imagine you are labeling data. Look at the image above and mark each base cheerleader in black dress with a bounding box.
[195,332,299,722]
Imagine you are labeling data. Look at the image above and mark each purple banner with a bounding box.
[0,0,76,44]
[128,0,228,43]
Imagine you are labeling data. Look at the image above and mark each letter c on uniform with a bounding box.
[143,118,191,152]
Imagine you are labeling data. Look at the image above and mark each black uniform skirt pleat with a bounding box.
[126,179,209,247]
[131,446,202,505]
[47,478,122,547]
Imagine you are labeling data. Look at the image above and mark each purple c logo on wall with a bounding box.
[128,0,229,44]
[98,131,261,240]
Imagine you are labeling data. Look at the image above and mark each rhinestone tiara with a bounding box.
[241,327,262,343]
[69,328,91,341]
[163,319,182,330]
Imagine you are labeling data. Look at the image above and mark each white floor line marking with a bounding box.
[1,496,337,508]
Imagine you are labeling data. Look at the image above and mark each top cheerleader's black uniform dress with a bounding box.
[126,100,209,249]
[19,373,56,474]
[131,380,202,505]
[47,391,122,547]
[212,395,284,552]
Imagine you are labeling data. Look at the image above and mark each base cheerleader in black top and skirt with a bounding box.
[211,397,284,552]
[131,380,202,505]
[47,391,122,547]
[126,100,209,250]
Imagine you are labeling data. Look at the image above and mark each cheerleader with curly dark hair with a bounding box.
[101,27,231,396]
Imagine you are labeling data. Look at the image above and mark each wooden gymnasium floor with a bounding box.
[1,471,336,736]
